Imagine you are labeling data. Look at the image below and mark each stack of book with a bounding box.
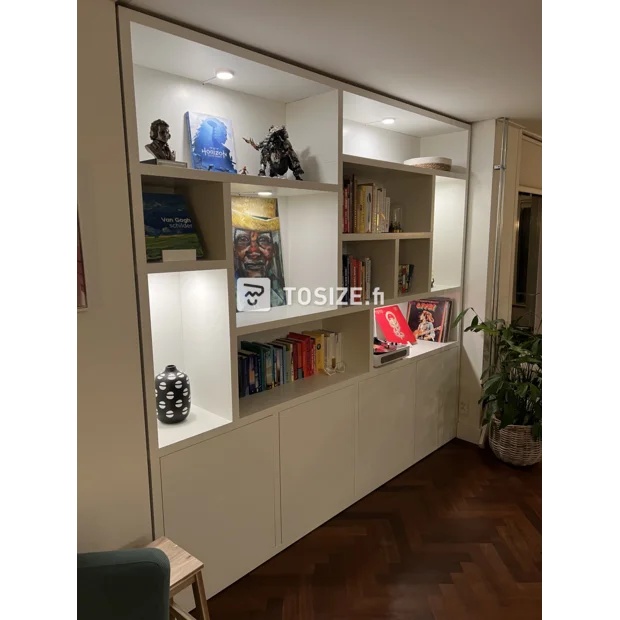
[238,331,344,397]
[343,176,391,234]
[398,264,415,295]
[342,255,372,303]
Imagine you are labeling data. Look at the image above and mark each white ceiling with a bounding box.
[131,24,332,103]
[127,0,541,124]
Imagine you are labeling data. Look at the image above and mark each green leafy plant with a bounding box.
[453,309,542,440]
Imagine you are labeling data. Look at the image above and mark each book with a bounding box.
[406,298,453,343]
[287,333,315,377]
[186,112,237,173]
[142,193,204,262]
[275,338,302,380]
[374,305,416,345]
[303,331,325,372]
[240,343,265,392]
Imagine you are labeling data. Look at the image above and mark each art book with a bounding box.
[186,112,237,173]
[406,298,453,343]
[142,193,204,261]
[374,305,416,345]
[232,196,287,308]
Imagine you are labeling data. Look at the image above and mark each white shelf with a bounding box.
[236,303,366,336]
[147,260,229,274]
[157,405,231,451]
[343,154,467,180]
[342,232,431,241]
[405,340,459,359]
[138,163,338,196]
[431,283,461,293]
[239,371,359,418]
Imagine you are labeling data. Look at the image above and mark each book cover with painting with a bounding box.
[406,298,453,343]
[232,196,287,308]
[142,193,204,261]
[186,112,237,173]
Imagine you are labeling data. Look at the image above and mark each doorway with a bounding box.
[511,192,541,331]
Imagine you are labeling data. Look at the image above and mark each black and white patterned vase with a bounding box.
[155,365,191,424]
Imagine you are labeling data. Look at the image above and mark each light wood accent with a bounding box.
[147,536,203,593]
[147,536,211,619]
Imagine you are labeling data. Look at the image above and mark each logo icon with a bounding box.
[237,278,271,312]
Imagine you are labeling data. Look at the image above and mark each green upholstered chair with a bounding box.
[77,548,170,620]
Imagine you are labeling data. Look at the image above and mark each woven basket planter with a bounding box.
[488,415,541,466]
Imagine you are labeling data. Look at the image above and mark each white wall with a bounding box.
[342,119,420,163]
[457,120,498,443]
[133,65,286,173]
[77,0,152,550]
[285,90,339,184]
[420,131,469,172]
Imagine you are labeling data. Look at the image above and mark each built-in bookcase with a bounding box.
[119,9,470,454]
[118,9,470,572]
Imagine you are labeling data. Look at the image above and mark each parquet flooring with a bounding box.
[208,439,542,620]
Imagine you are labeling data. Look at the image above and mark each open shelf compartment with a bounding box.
[148,269,235,449]
[237,310,371,418]
[342,91,469,174]
[343,159,435,234]
[127,23,339,185]
[431,176,467,290]
[232,191,339,331]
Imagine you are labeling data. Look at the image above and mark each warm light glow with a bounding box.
[215,69,235,80]
[381,117,396,125]
[257,191,273,197]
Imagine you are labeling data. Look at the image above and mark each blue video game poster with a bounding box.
[186,112,237,173]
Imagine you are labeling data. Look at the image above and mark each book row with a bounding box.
[343,175,391,234]
[342,255,372,303]
[238,331,344,397]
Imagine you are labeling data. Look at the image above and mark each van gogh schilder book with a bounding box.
[142,193,204,261]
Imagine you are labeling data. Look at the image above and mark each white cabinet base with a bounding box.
[356,364,416,498]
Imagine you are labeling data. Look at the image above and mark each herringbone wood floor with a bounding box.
[209,439,542,620]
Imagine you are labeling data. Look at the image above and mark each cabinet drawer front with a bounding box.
[280,385,356,545]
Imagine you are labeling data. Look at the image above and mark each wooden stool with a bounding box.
[147,537,211,620]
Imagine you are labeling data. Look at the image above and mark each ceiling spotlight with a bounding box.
[257,191,273,197]
[381,117,396,125]
[215,69,234,80]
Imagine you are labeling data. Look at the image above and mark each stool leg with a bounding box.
[191,572,211,620]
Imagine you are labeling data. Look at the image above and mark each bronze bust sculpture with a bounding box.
[145,119,176,161]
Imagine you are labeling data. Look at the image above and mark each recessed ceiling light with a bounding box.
[215,69,234,80]
[381,117,396,125]
[257,191,273,197]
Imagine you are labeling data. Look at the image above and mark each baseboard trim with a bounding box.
[457,422,481,444]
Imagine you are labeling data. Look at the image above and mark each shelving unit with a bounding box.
[118,6,470,600]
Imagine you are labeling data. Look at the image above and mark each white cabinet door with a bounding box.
[280,385,356,546]
[356,363,416,498]
[414,352,444,461]
[438,347,459,447]
[415,348,460,461]
[160,417,276,598]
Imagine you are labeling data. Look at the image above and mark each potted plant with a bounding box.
[453,309,542,466]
